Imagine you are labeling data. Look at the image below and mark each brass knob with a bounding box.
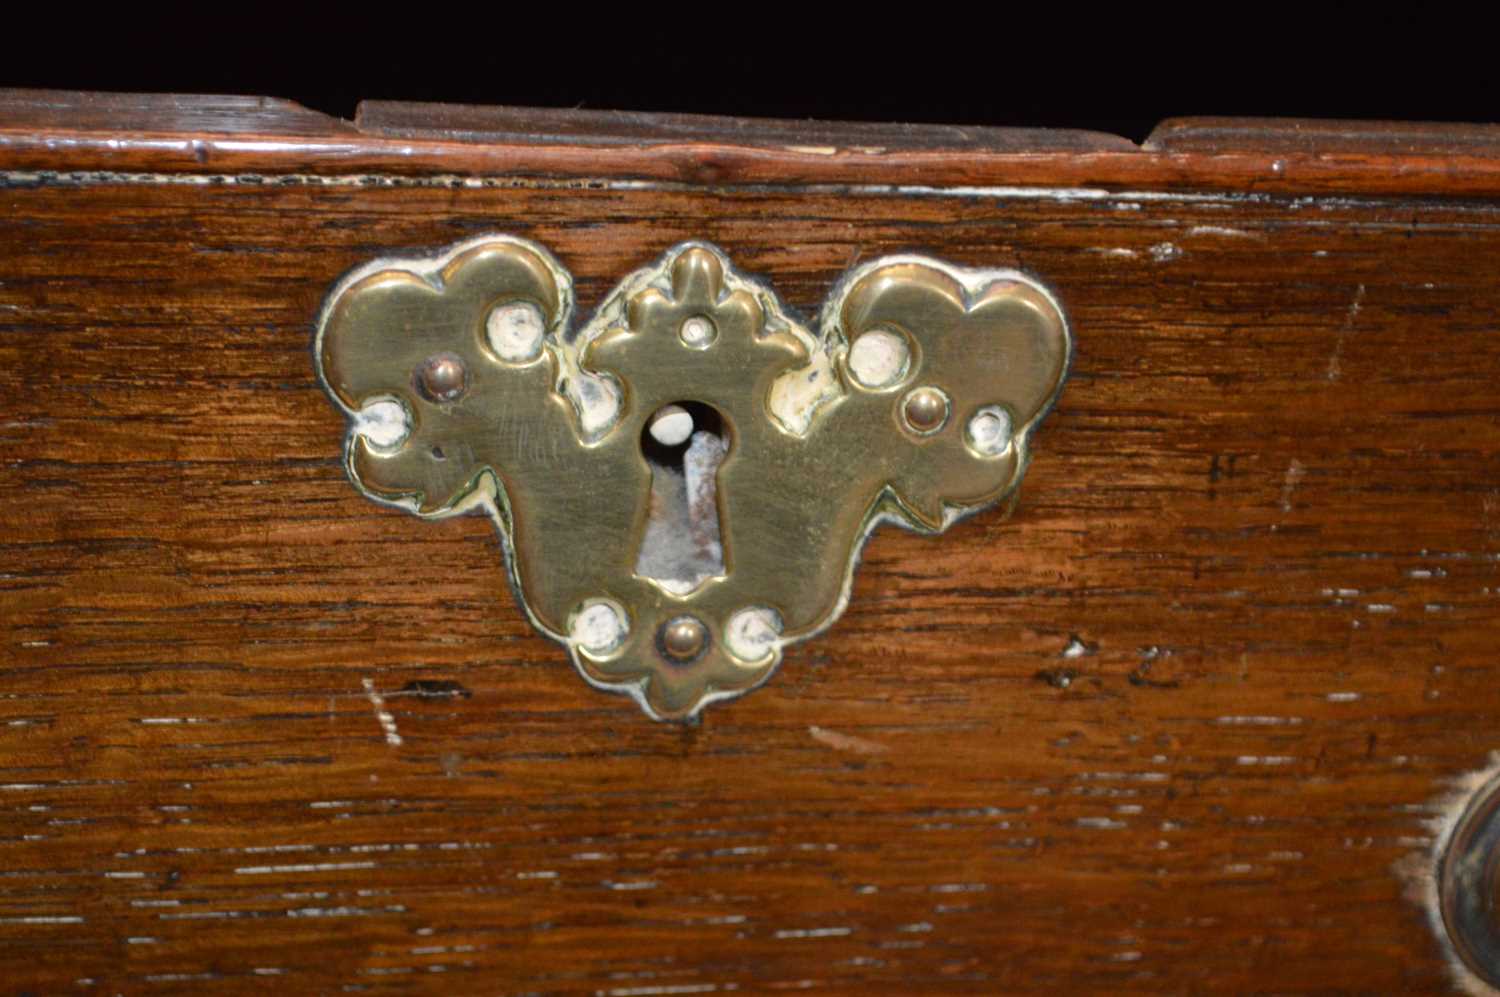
[659,617,707,662]
[416,352,468,402]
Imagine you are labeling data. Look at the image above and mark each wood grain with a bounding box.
[6,89,1500,198]
[2,93,1499,994]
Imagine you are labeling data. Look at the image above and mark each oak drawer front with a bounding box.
[3,93,1500,993]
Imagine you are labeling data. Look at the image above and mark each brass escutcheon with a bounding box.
[315,239,1072,720]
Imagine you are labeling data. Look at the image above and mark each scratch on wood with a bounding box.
[1327,284,1366,381]
[809,726,889,755]
[1279,459,1306,513]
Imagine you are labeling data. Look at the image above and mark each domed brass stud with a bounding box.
[416,352,468,402]
[901,386,950,435]
[659,616,707,662]
[679,315,717,349]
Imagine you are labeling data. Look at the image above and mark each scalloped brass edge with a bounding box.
[314,237,1072,721]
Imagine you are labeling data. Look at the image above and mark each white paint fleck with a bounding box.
[1187,225,1257,238]
[1367,603,1396,614]
[1148,242,1182,263]
[566,370,622,442]
[767,355,837,437]
[361,678,403,747]
[965,405,1013,458]
[485,300,545,364]
[234,862,376,875]
[725,607,782,664]
[1061,636,1092,659]
[1326,691,1362,702]
[775,926,852,939]
[847,327,911,389]
[352,398,410,451]
[569,601,628,657]
[156,907,241,922]
[286,905,401,918]
[240,845,316,857]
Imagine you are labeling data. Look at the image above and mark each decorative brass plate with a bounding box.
[315,238,1071,720]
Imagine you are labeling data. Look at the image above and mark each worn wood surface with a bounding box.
[3,93,1500,994]
[7,89,1500,198]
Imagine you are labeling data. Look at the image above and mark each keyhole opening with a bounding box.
[634,401,729,596]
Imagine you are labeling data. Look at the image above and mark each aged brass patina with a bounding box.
[316,238,1072,720]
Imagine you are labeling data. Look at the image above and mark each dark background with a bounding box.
[1,25,1488,142]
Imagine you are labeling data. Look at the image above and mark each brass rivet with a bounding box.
[660,617,707,661]
[902,386,949,434]
[680,315,717,349]
[417,353,467,402]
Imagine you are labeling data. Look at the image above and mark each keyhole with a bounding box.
[634,401,729,596]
